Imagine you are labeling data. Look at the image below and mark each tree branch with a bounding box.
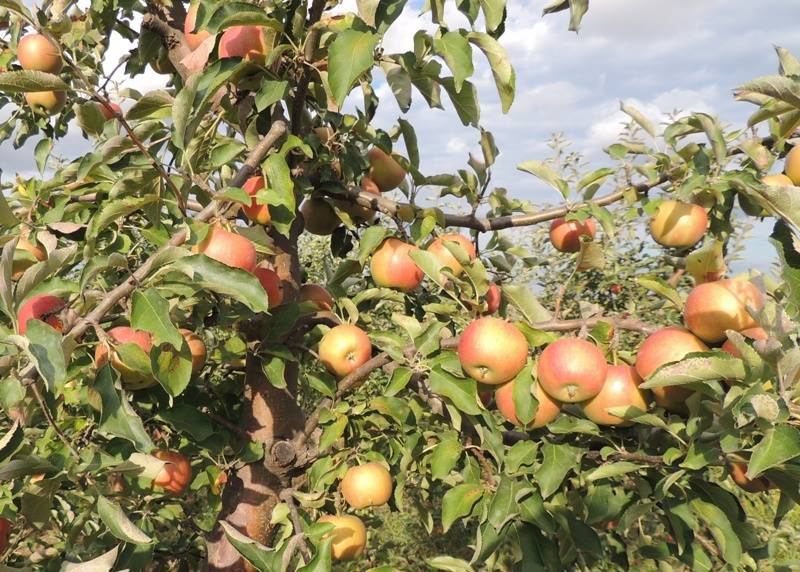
[31,382,79,460]
[278,489,312,563]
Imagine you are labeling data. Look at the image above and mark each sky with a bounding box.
[4,0,800,271]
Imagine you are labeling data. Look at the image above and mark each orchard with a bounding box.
[0,0,800,570]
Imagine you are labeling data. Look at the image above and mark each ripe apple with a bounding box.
[179,328,207,374]
[242,175,271,225]
[318,514,366,561]
[99,101,121,121]
[25,91,66,116]
[458,317,529,385]
[581,365,648,426]
[193,225,257,272]
[300,197,341,235]
[12,237,46,279]
[549,217,597,253]
[649,200,708,248]
[184,4,212,51]
[341,462,393,509]
[153,450,192,495]
[728,462,773,493]
[785,146,800,185]
[495,378,561,428]
[17,294,65,335]
[369,238,424,291]
[218,26,269,60]
[253,267,283,308]
[367,147,406,191]
[684,279,764,343]
[94,326,156,389]
[427,233,476,276]
[537,338,607,402]
[635,326,709,412]
[17,33,62,73]
[298,284,334,311]
[485,282,501,314]
[0,517,9,553]
[319,324,372,377]
[762,173,793,187]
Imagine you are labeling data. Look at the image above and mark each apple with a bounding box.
[635,326,709,412]
[25,91,66,116]
[549,217,597,253]
[684,279,764,343]
[762,174,793,187]
[485,282,501,314]
[218,26,269,60]
[298,284,334,311]
[580,365,648,426]
[94,326,155,389]
[369,238,424,291]
[339,176,380,223]
[537,338,607,402]
[193,225,257,272]
[785,146,800,185]
[319,324,372,377]
[179,329,207,374]
[318,514,366,561]
[427,233,476,276]
[99,101,121,121]
[728,462,773,493]
[184,4,212,51]
[300,197,341,235]
[367,147,405,191]
[0,517,9,553]
[153,450,192,495]
[17,33,62,73]
[242,175,271,225]
[649,200,708,248]
[12,237,46,279]
[17,294,65,335]
[458,317,529,385]
[253,267,283,308]
[315,126,334,144]
[495,378,561,428]
[341,462,393,509]
[721,327,768,359]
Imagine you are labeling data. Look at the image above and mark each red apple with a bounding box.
[193,225,257,272]
[218,26,269,60]
[458,317,529,385]
[537,338,607,402]
[581,364,648,426]
[153,450,192,495]
[427,233,476,276]
[549,217,597,253]
[318,515,366,561]
[184,4,212,51]
[319,324,372,377]
[242,175,271,225]
[99,101,121,120]
[684,279,764,343]
[179,328,207,374]
[0,517,9,553]
[253,266,283,308]
[485,282,501,314]
[367,147,406,191]
[369,238,424,291]
[728,462,773,493]
[495,378,561,428]
[298,284,334,311]
[17,33,62,73]
[785,146,800,185]
[94,326,155,389]
[17,294,65,335]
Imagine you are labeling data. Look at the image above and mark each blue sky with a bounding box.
[5,0,800,271]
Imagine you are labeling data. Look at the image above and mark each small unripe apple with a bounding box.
[495,378,561,428]
[218,26,269,60]
[253,267,283,308]
[99,101,121,121]
[153,450,192,495]
[684,279,764,343]
[549,217,597,253]
[193,225,257,272]
[17,294,65,335]
[458,317,529,385]
[184,4,212,51]
[485,282,501,314]
[785,146,800,186]
[581,365,648,426]
[369,238,424,291]
[427,233,476,276]
[537,338,607,402]
[649,200,708,248]
[298,284,334,311]
[25,91,66,115]
[94,326,156,389]
[319,324,372,377]
[341,462,393,509]
[635,326,708,412]
[300,197,341,235]
[318,514,366,561]
[179,328,207,374]
[367,147,406,191]
[12,237,46,279]
[17,33,62,73]
[242,175,271,225]
[728,462,773,493]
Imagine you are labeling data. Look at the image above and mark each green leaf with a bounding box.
[255,79,288,112]
[74,101,105,136]
[427,556,475,572]
[635,275,684,310]
[0,421,23,463]
[640,353,745,388]
[434,32,474,92]
[172,73,200,150]
[535,442,581,499]
[748,426,800,478]
[0,239,14,322]
[151,341,193,397]
[16,245,78,301]
[126,90,174,120]
[358,226,388,265]
[487,477,517,529]
[157,405,215,441]
[86,196,158,242]
[429,366,482,415]
[262,355,287,389]
[97,495,153,544]
[59,545,120,571]
[381,60,412,112]
[480,0,506,32]
[173,254,270,313]
[204,5,280,33]
[263,153,296,237]
[442,483,484,532]
[771,221,800,315]
[408,248,447,288]
[130,289,183,347]
[319,415,348,451]
[502,284,552,323]
[441,78,480,127]
[516,160,569,197]
[620,101,656,137]
[219,521,282,572]
[690,498,742,566]
[0,70,69,92]
[587,462,643,482]
[431,438,463,480]
[0,454,55,481]
[466,32,515,113]
[328,30,379,108]
[23,320,66,391]
[512,365,535,426]
[94,366,154,452]
[298,537,333,572]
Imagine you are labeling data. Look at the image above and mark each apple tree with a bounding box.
[1,0,800,570]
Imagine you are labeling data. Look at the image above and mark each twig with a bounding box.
[30,382,79,460]
[278,489,312,562]
[204,410,252,442]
